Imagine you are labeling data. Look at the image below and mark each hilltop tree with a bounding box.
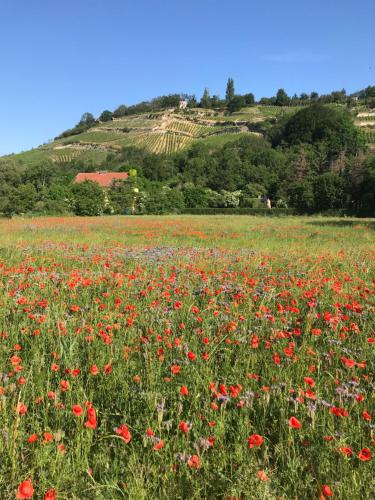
[225,78,235,103]
[78,112,96,127]
[113,105,128,117]
[99,110,113,122]
[227,95,245,113]
[275,88,290,106]
[243,93,255,106]
[200,88,211,109]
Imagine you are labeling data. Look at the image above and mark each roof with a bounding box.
[74,171,129,188]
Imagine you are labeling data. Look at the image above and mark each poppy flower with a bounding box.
[187,454,201,468]
[358,448,371,461]
[289,417,302,429]
[153,439,165,451]
[44,489,57,500]
[16,402,28,415]
[85,407,97,429]
[257,470,269,481]
[247,434,264,448]
[179,420,190,433]
[72,405,83,417]
[16,480,34,499]
[115,424,131,443]
[180,385,189,396]
[27,434,38,443]
[322,484,333,497]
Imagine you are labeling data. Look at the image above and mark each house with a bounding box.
[74,171,128,188]
[179,100,188,110]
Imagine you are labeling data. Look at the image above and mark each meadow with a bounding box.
[0,215,374,499]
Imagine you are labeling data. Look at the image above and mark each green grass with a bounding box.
[0,215,374,498]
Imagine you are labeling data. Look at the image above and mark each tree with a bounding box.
[99,110,113,122]
[275,88,290,106]
[200,88,211,108]
[109,178,139,214]
[72,180,105,216]
[273,104,365,159]
[78,112,96,127]
[113,105,128,118]
[227,95,245,113]
[225,78,235,103]
[182,185,209,208]
[312,173,345,211]
[287,180,314,213]
[243,93,255,106]
[3,184,37,216]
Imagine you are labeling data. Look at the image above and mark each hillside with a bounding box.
[0,106,304,166]
[3,103,375,168]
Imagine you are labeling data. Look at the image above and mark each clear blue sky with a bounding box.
[1,0,374,156]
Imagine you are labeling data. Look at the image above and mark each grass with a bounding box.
[0,215,374,499]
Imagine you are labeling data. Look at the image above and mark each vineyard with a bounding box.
[133,132,194,154]
[50,150,81,163]
[164,120,213,137]
[365,131,375,143]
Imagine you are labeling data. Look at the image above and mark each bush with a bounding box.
[72,181,105,216]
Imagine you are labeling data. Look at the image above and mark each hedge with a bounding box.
[179,208,294,216]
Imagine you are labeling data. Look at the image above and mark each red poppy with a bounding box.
[180,385,189,396]
[27,434,38,443]
[115,424,132,443]
[289,417,302,429]
[16,480,34,499]
[339,447,352,456]
[179,420,190,433]
[322,484,333,497]
[257,470,269,481]
[187,454,201,468]
[358,448,371,461]
[44,489,57,500]
[16,402,28,415]
[154,440,165,451]
[85,406,97,429]
[247,434,264,448]
[72,405,83,417]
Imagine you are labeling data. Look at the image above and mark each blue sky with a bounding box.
[1,0,374,155]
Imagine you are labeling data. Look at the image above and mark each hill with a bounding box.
[3,102,375,169]
[0,105,305,166]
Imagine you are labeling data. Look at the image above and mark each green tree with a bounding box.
[109,179,139,214]
[243,93,255,106]
[200,88,211,109]
[287,180,314,213]
[78,112,96,126]
[113,105,128,118]
[225,78,235,103]
[182,185,209,208]
[273,104,365,160]
[312,173,345,211]
[99,110,113,122]
[275,88,290,106]
[3,183,37,216]
[227,95,245,113]
[72,180,105,216]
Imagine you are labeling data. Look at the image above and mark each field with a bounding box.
[0,215,374,499]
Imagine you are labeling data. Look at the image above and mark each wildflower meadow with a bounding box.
[0,215,374,499]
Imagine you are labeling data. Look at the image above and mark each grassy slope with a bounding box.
[3,105,374,167]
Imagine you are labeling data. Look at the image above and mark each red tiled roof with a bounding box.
[74,171,129,188]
